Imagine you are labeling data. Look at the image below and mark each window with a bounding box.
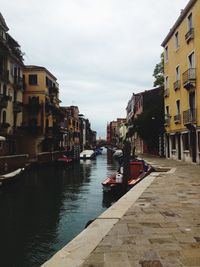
[165,46,168,62]
[46,76,49,87]
[175,32,179,49]
[3,84,6,96]
[182,133,189,150]
[176,100,180,114]
[165,76,169,89]
[2,110,6,123]
[29,74,37,85]
[166,106,169,115]
[188,52,195,68]
[176,66,180,81]
[188,13,193,30]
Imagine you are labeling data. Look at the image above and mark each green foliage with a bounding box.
[133,89,164,151]
[153,52,164,87]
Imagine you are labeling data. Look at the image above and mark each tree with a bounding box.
[153,52,164,87]
[133,89,164,152]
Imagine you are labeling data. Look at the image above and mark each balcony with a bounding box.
[0,94,11,109]
[185,28,194,43]
[13,101,23,113]
[49,86,59,96]
[0,69,9,82]
[164,88,169,97]
[164,114,170,127]
[0,122,10,135]
[183,109,196,125]
[182,68,196,90]
[173,80,180,91]
[174,114,181,124]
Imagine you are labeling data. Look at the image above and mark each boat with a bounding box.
[95,147,103,155]
[102,160,152,192]
[113,149,123,158]
[80,150,96,159]
[56,155,73,165]
[0,168,24,187]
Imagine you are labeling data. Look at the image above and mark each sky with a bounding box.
[1,0,189,138]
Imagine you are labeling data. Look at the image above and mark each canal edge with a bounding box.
[42,172,159,267]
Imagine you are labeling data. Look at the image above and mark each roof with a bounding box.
[161,0,197,47]
[0,13,9,31]
[24,65,57,80]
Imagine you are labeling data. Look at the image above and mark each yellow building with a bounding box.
[22,65,63,156]
[162,0,200,163]
[0,13,24,155]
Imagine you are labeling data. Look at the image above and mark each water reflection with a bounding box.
[0,149,119,267]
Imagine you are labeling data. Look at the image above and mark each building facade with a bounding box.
[22,65,63,156]
[126,87,164,156]
[162,0,200,163]
[0,13,24,155]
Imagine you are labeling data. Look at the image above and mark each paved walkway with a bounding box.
[81,156,200,267]
[43,156,200,267]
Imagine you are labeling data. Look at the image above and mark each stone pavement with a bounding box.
[81,156,200,267]
[43,156,200,267]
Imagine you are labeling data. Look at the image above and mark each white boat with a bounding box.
[80,150,96,159]
[113,149,123,158]
[0,168,24,186]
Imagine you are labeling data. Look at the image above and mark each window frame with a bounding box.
[28,74,38,85]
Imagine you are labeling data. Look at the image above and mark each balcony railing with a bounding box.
[164,88,169,97]
[185,28,194,43]
[182,68,196,89]
[183,109,196,125]
[13,101,23,113]
[49,86,59,96]
[0,94,11,109]
[174,114,181,124]
[173,80,180,91]
[164,114,170,127]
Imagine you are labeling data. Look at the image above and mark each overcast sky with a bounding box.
[1,0,189,138]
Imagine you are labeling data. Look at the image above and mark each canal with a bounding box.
[0,149,120,267]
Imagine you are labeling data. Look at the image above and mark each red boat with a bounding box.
[56,155,73,165]
[102,160,152,192]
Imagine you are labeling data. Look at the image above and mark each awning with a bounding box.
[0,136,6,141]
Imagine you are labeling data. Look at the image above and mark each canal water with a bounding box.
[0,149,120,267]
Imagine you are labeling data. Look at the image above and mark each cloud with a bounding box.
[1,0,189,137]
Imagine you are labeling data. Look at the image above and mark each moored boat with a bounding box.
[56,155,73,165]
[0,168,24,187]
[80,150,96,159]
[102,160,152,192]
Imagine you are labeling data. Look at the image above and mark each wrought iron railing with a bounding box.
[185,28,194,42]
[183,109,196,125]
[182,68,196,86]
